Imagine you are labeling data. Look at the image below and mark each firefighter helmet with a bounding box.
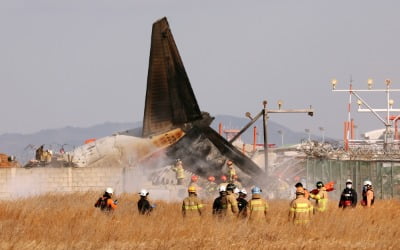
[208,176,215,182]
[220,175,227,182]
[346,179,353,184]
[363,180,372,186]
[219,185,227,192]
[316,181,324,188]
[239,189,247,195]
[188,186,196,193]
[226,183,236,191]
[251,186,262,194]
[191,175,198,182]
[139,189,149,196]
[105,187,114,195]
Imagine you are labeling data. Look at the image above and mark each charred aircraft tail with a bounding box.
[143,17,263,183]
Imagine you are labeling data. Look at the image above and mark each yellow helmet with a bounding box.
[188,186,196,193]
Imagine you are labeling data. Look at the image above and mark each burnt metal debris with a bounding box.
[142,17,263,183]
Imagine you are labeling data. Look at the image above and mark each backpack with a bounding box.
[94,197,110,211]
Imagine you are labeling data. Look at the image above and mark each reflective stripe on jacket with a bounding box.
[248,196,268,221]
[289,196,313,224]
[182,195,203,217]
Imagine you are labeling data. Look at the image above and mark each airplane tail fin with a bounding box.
[143,17,202,137]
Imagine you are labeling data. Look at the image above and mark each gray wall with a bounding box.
[0,167,142,199]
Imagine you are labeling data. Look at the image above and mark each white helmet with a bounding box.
[139,189,149,196]
[346,179,353,184]
[105,187,114,194]
[239,189,247,195]
[363,180,372,186]
[219,185,227,192]
[233,188,240,194]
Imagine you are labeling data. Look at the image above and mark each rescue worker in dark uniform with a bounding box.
[237,189,248,218]
[137,189,154,215]
[339,179,357,209]
[213,185,228,217]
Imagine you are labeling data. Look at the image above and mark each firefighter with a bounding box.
[231,175,243,189]
[218,175,229,190]
[294,182,310,199]
[247,187,268,222]
[338,179,357,209]
[94,187,118,212]
[188,175,202,194]
[213,185,228,217]
[225,183,239,217]
[237,189,248,218]
[172,159,185,185]
[289,189,314,224]
[309,181,328,212]
[137,189,155,215]
[226,160,236,182]
[205,176,218,198]
[182,186,203,218]
[361,180,375,208]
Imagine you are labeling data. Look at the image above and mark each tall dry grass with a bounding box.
[0,193,399,250]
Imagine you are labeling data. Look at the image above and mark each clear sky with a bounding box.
[1,0,400,140]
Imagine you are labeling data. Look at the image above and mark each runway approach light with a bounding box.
[331,79,337,90]
[367,78,373,89]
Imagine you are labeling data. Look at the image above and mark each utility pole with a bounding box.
[230,100,314,177]
[319,127,325,143]
[331,78,400,152]
[262,101,268,176]
[277,130,284,146]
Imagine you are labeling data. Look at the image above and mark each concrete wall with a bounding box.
[0,167,143,199]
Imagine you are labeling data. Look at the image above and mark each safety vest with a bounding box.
[311,188,328,212]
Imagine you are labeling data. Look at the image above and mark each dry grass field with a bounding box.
[0,193,399,250]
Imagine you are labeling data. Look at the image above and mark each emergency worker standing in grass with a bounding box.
[339,179,357,209]
[213,185,228,217]
[225,183,239,217]
[137,189,155,215]
[247,187,268,222]
[237,189,248,218]
[182,186,203,218]
[289,188,313,225]
[294,182,310,199]
[361,180,375,208]
[310,181,328,212]
[94,187,118,212]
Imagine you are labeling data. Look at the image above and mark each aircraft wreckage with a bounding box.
[55,17,265,185]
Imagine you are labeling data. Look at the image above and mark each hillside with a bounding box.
[0,115,330,164]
